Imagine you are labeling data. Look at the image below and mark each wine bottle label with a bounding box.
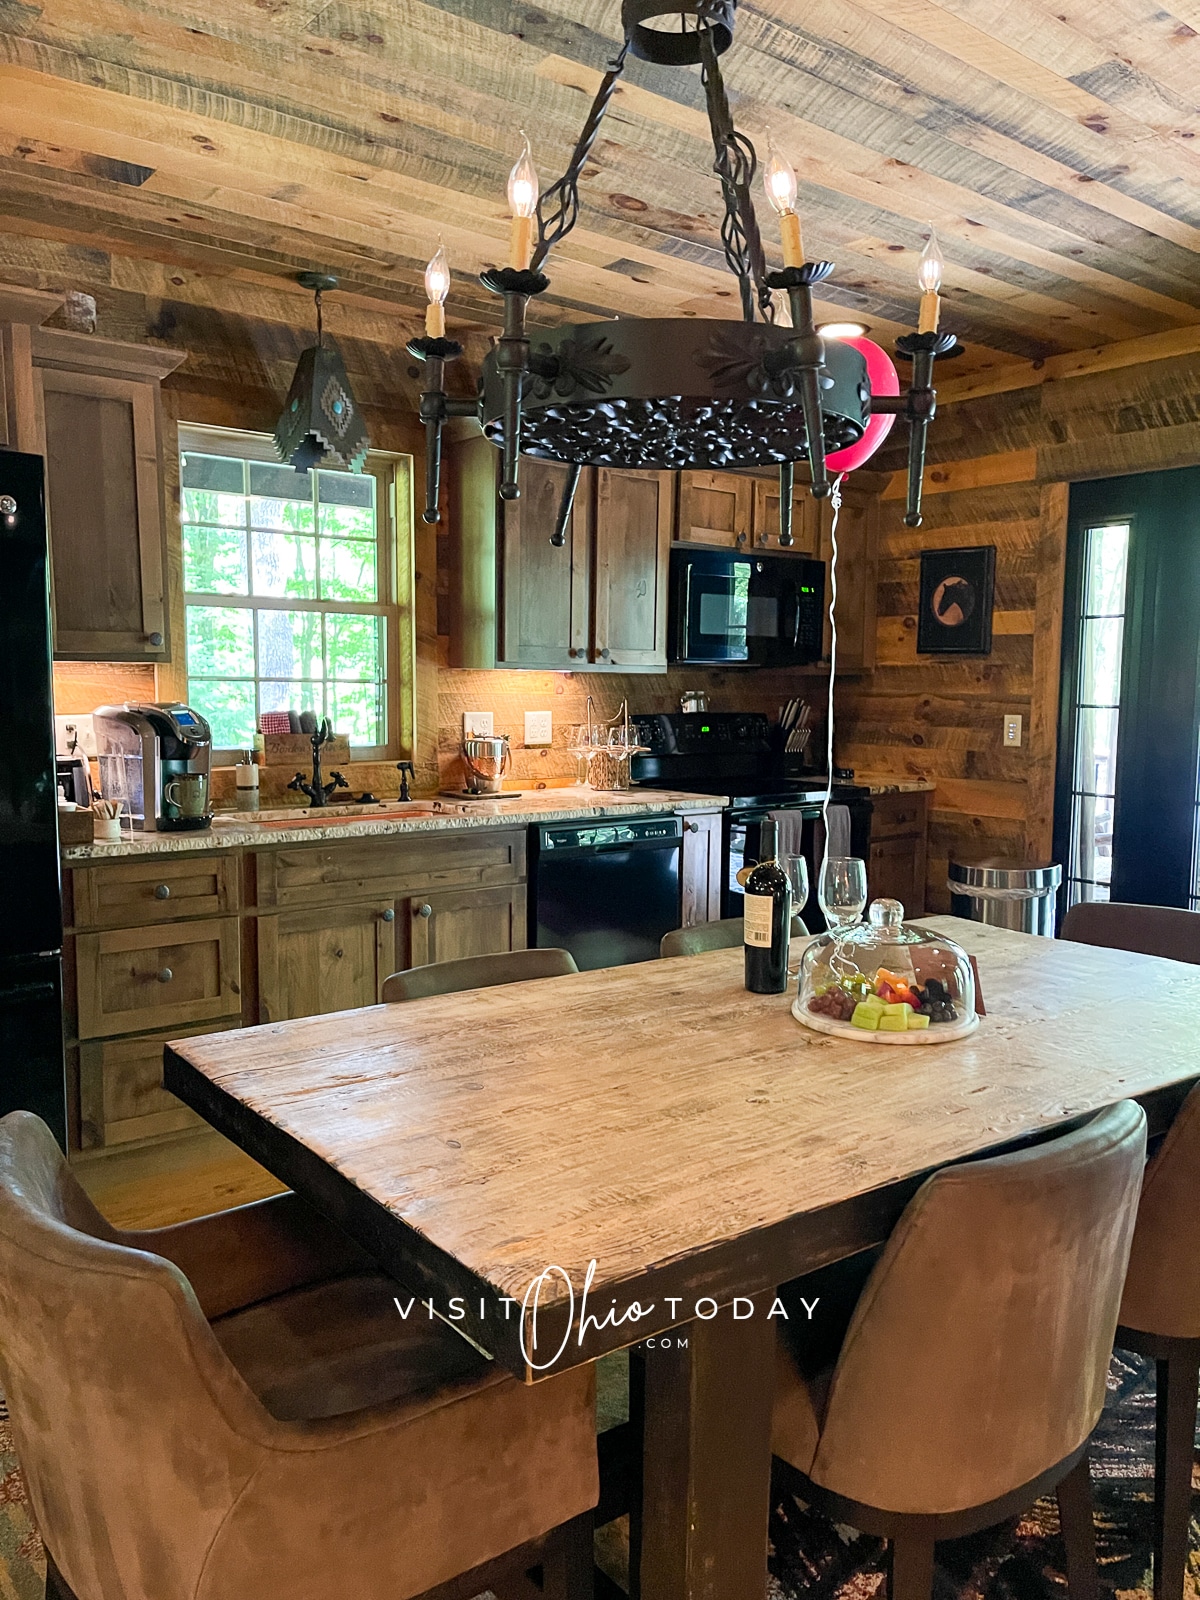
[744,892,774,948]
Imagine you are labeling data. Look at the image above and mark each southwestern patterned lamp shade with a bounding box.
[274,340,370,474]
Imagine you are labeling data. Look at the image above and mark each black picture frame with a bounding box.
[917,545,996,655]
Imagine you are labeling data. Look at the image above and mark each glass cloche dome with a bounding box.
[793,898,978,1044]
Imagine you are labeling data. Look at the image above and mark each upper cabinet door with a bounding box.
[33,330,185,663]
[750,476,822,554]
[677,470,752,547]
[499,458,593,668]
[593,468,673,668]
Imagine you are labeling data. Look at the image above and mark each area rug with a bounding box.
[1,1355,1196,1600]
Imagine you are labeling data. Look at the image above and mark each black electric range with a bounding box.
[629,712,872,926]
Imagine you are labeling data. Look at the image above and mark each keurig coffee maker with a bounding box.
[93,703,213,831]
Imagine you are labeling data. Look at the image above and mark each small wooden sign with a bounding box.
[262,733,352,767]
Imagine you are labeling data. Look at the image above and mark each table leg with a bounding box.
[638,1304,775,1600]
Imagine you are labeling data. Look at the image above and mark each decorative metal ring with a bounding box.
[405,336,464,362]
[764,262,837,290]
[479,266,550,297]
[895,332,963,359]
[622,0,733,64]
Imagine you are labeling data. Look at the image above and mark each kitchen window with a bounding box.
[178,427,413,760]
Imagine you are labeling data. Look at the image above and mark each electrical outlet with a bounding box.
[55,714,96,758]
[1003,713,1023,748]
[463,711,494,739]
[524,710,553,746]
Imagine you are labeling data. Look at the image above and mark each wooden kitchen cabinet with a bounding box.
[406,884,527,967]
[32,329,185,662]
[676,470,753,547]
[77,1022,238,1150]
[448,434,672,670]
[867,789,930,916]
[680,810,724,927]
[256,898,397,1023]
[816,483,879,671]
[592,467,673,668]
[75,917,242,1039]
[73,855,240,930]
[750,475,822,553]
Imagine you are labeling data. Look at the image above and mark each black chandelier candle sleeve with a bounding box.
[550,463,583,548]
[405,334,466,524]
[480,266,550,501]
[763,263,835,499]
[890,330,961,526]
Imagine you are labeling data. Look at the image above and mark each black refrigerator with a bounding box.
[0,450,66,1145]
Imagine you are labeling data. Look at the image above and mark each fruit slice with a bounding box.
[878,1011,909,1032]
[851,1002,881,1030]
[906,1012,931,1030]
[882,1002,914,1019]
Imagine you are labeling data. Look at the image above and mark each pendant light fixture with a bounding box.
[275,272,370,474]
[407,0,961,535]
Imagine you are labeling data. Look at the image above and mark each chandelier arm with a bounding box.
[405,336,465,524]
[778,459,795,547]
[550,462,583,547]
[893,329,960,526]
[784,282,829,499]
[699,22,768,324]
[532,45,629,276]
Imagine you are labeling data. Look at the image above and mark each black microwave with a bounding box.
[668,546,826,666]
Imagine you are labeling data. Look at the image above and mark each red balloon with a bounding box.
[825,336,899,475]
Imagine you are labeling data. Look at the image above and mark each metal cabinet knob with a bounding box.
[157,967,173,984]
[736,530,748,547]
[568,647,578,657]
[154,884,171,900]
[686,820,699,833]
[417,903,433,919]
[381,908,396,922]
[599,648,611,660]
[0,495,17,517]
[146,632,164,647]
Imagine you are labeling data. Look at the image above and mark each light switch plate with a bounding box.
[1003,713,1023,748]
[463,711,494,739]
[56,714,97,758]
[524,710,553,746]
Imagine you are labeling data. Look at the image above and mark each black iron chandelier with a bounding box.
[406,0,961,544]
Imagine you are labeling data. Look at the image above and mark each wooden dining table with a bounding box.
[164,917,1200,1600]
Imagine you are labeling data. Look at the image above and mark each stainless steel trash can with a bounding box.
[947,860,1063,937]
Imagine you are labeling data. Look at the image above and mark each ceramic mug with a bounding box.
[163,773,208,818]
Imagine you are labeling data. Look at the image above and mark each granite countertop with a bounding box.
[858,776,937,796]
[61,787,728,863]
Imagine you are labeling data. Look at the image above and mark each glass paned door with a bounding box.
[1064,523,1129,907]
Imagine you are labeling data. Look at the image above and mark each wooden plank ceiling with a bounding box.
[3,0,1200,386]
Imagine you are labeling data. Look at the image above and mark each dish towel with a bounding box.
[824,803,852,860]
[771,809,807,867]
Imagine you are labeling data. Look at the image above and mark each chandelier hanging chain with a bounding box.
[532,42,630,276]
[698,19,773,324]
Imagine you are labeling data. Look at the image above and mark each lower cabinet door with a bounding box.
[77,1022,238,1150]
[868,836,925,916]
[257,899,397,1022]
[680,811,723,928]
[75,919,241,1039]
[406,885,527,969]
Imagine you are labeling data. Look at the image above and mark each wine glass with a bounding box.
[819,856,868,933]
[783,852,810,976]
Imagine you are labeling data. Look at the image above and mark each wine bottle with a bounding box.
[744,816,792,994]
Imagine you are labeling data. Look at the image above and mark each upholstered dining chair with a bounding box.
[1115,1080,1200,1600]
[0,1111,596,1600]
[382,946,578,1002]
[772,1100,1147,1600]
[1062,901,1200,965]
[659,913,809,958]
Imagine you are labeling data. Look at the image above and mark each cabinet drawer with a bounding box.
[76,918,242,1038]
[73,855,240,929]
[869,793,928,839]
[256,829,527,909]
[77,1022,239,1150]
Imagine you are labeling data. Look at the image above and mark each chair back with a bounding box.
[1062,901,1200,965]
[0,1112,267,1600]
[382,945,578,1003]
[809,1100,1146,1515]
[660,914,809,958]
[1119,1081,1200,1339]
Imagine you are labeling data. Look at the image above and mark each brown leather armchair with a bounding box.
[1061,901,1200,965]
[382,947,578,1002]
[0,1111,596,1600]
[660,914,808,958]
[772,1101,1147,1600]
[1115,1081,1200,1600]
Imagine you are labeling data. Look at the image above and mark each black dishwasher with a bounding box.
[528,817,683,970]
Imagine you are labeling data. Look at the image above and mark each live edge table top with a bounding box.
[165,919,1200,1382]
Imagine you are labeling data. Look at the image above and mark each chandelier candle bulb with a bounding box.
[507,135,539,270]
[916,227,944,334]
[424,243,450,339]
[763,142,804,266]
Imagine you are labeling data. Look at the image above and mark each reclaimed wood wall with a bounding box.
[839,347,1200,912]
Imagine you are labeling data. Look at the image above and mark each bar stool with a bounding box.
[660,914,809,958]
[383,945,578,1001]
[1115,1081,1200,1600]
[772,1101,1147,1600]
[0,1111,596,1600]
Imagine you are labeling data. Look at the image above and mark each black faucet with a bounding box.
[396,761,415,802]
[288,719,349,806]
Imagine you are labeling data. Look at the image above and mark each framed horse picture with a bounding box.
[917,545,996,655]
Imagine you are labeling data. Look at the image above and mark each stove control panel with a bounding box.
[631,712,771,756]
